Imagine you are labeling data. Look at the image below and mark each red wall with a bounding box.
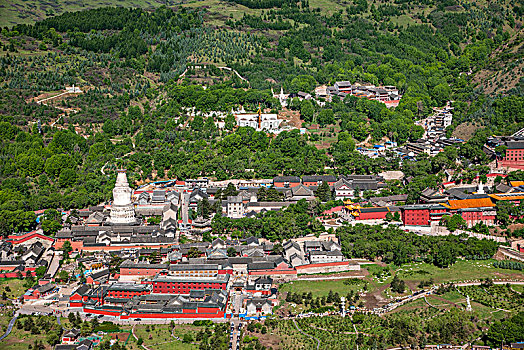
[83,308,121,316]
[273,182,300,188]
[401,208,430,226]
[7,232,53,245]
[295,261,352,270]
[0,271,36,278]
[356,211,388,221]
[107,290,150,298]
[120,267,164,277]
[248,270,297,276]
[120,311,225,319]
[150,281,227,294]
[55,240,174,252]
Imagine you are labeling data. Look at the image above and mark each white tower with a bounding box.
[477,181,485,195]
[109,170,137,225]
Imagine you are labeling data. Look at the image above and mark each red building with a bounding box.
[302,175,337,187]
[353,207,392,221]
[400,204,447,226]
[273,176,301,188]
[106,283,151,299]
[146,275,230,294]
[119,261,168,278]
[499,141,524,169]
[69,285,90,307]
[443,198,496,227]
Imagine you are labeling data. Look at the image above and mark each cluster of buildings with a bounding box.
[234,105,284,133]
[416,102,454,139]
[55,328,99,350]
[395,101,465,158]
[4,166,524,323]
[395,183,524,228]
[0,236,55,279]
[66,234,358,319]
[486,128,524,170]
[184,105,291,134]
[313,178,524,229]
[322,82,401,108]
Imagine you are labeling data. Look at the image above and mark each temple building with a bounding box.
[235,105,282,133]
[108,170,137,225]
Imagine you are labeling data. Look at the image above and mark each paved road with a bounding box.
[293,319,320,350]
[181,192,190,227]
[47,250,61,278]
[230,319,240,350]
[0,312,18,341]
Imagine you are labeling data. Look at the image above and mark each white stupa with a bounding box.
[109,170,137,225]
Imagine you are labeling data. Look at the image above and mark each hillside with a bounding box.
[0,0,523,213]
[471,28,524,95]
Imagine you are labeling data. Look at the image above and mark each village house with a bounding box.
[273,176,301,188]
[245,298,272,315]
[226,195,245,218]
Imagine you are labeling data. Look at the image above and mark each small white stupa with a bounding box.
[108,170,137,225]
[477,181,485,195]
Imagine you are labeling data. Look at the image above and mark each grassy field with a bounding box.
[129,324,201,350]
[0,0,177,27]
[0,279,27,299]
[392,290,509,322]
[2,315,62,350]
[280,277,369,298]
[279,260,524,312]
[394,260,524,284]
[512,284,524,293]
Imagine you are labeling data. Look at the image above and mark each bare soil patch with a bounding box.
[452,122,482,141]
[278,108,302,129]
[245,329,282,349]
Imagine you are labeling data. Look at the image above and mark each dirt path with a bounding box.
[356,134,372,147]
[293,319,320,350]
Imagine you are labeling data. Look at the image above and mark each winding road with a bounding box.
[293,319,320,350]
[0,312,18,342]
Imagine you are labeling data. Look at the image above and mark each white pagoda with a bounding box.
[109,170,137,225]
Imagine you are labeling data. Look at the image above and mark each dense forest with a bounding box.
[337,224,499,267]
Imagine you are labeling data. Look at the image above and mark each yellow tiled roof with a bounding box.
[445,198,495,209]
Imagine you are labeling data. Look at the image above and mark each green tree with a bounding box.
[58,168,78,187]
[433,243,457,268]
[289,75,317,93]
[187,247,201,258]
[227,247,237,257]
[496,200,513,227]
[225,114,236,131]
[300,99,315,122]
[441,214,466,232]
[61,240,72,255]
[223,183,238,197]
[41,219,62,235]
[390,275,405,293]
[317,109,335,127]
[315,181,332,202]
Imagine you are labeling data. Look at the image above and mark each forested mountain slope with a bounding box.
[0,0,523,232]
